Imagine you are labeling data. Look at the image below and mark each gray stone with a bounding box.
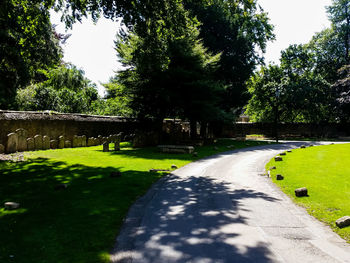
[171,165,178,169]
[15,128,28,152]
[6,132,18,153]
[275,156,283,162]
[276,174,284,180]
[81,135,87,147]
[50,140,58,149]
[280,152,286,156]
[0,144,4,154]
[72,135,79,148]
[103,142,109,152]
[287,150,292,153]
[336,216,350,228]
[65,140,72,148]
[34,135,43,150]
[77,136,83,147]
[43,136,50,150]
[58,136,65,149]
[27,138,35,151]
[295,187,308,197]
[87,137,95,147]
[114,142,120,151]
[97,135,102,145]
[4,202,20,210]
[301,145,306,149]
[158,145,194,154]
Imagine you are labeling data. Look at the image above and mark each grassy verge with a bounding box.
[0,139,268,263]
[266,143,350,242]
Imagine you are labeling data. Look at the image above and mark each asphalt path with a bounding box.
[111,141,350,263]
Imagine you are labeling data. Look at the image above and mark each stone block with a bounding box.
[158,145,194,154]
[301,145,306,149]
[72,135,79,148]
[77,136,83,147]
[295,187,308,197]
[171,165,178,169]
[81,135,87,147]
[287,150,292,153]
[27,138,35,151]
[50,140,58,149]
[4,202,20,210]
[34,135,43,150]
[103,142,109,152]
[58,136,65,149]
[15,128,28,152]
[0,144,4,154]
[280,152,286,156]
[7,132,18,153]
[65,140,72,148]
[336,216,350,228]
[87,137,95,147]
[276,174,284,180]
[274,156,283,161]
[43,136,50,150]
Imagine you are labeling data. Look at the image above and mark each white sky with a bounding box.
[50,0,333,95]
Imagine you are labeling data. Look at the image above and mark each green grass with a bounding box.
[266,143,350,242]
[0,139,268,263]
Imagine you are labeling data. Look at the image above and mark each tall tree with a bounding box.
[332,65,350,122]
[0,0,62,109]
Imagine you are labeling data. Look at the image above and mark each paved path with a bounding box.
[111,142,350,263]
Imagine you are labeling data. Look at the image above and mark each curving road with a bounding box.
[111,142,350,263]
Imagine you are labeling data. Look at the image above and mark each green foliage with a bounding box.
[267,144,350,242]
[16,65,99,113]
[332,65,350,122]
[0,0,62,109]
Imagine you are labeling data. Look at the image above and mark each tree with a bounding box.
[0,0,62,109]
[16,64,99,113]
[332,65,350,122]
[327,0,350,63]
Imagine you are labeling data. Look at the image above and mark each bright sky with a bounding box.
[50,0,333,95]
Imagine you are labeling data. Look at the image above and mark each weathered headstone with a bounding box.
[301,145,306,149]
[34,135,43,150]
[103,142,109,152]
[98,135,102,145]
[4,202,20,210]
[336,216,350,228]
[65,140,72,148]
[275,156,283,161]
[0,144,4,154]
[276,174,284,180]
[87,137,94,147]
[280,152,286,156]
[81,135,87,147]
[15,128,28,152]
[50,140,58,149]
[43,136,50,150]
[287,150,292,153]
[58,136,65,149]
[295,187,308,197]
[77,136,83,147]
[171,164,178,169]
[27,138,35,151]
[72,135,79,148]
[6,133,18,153]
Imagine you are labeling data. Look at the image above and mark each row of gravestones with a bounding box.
[0,128,123,154]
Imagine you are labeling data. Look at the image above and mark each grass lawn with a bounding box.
[266,143,350,242]
[0,139,268,263]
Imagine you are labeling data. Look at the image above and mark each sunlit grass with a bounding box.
[1,139,269,263]
[266,143,350,242]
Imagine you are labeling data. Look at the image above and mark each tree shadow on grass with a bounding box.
[113,174,281,263]
[0,158,161,263]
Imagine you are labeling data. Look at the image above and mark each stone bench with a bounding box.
[157,145,194,154]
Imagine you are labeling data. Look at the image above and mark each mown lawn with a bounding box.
[266,143,350,242]
[0,139,267,263]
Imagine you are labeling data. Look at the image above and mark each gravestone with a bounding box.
[50,140,58,149]
[81,135,87,147]
[336,216,350,228]
[16,128,28,152]
[34,135,43,150]
[280,152,286,156]
[58,136,65,149]
[276,174,284,180]
[72,135,79,148]
[114,134,121,151]
[295,187,308,197]
[301,145,306,149]
[171,165,178,169]
[43,136,50,150]
[87,137,95,147]
[0,144,4,154]
[98,135,102,145]
[27,138,35,151]
[65,140,72,148]
[103,142,109,152]
[77,136,83,147]
[7,133,18,153]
